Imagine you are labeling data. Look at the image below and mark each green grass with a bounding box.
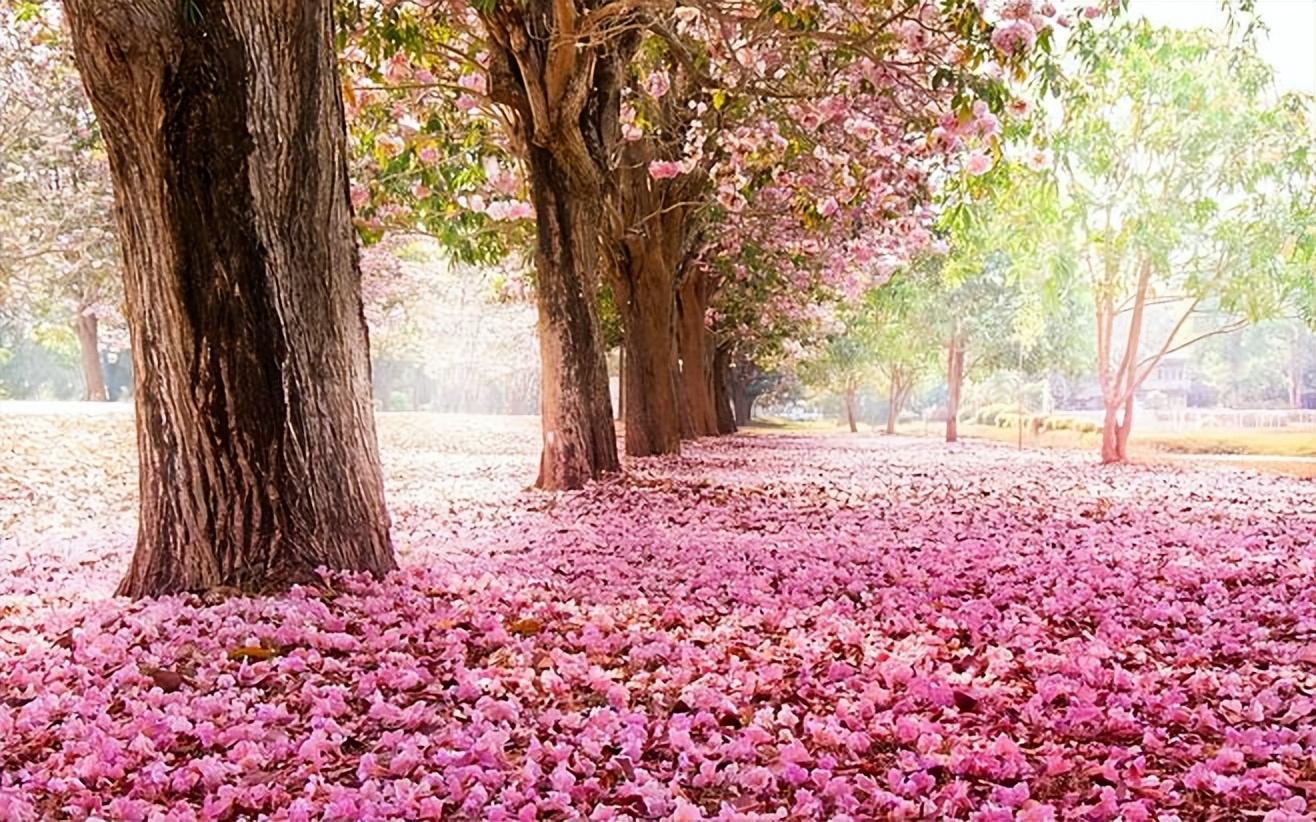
[894,421,1316,478]
[1135,429,1316,457]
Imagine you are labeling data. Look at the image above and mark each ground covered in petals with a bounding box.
[3,407,1316,820]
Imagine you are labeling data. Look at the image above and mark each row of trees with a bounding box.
[8,0,1312,595]
[24,0,1090,596]
[795,20,1316,461]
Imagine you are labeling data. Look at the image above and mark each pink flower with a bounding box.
[485,200,535,221]
[965,150,993,176]
[991,20,1037,54]
[458,72,487,94]
[1017,802,1057,822]
[376,134,405,157]
[648,160,683,180]
[1025,148,1052,171]
[644,70,671,99]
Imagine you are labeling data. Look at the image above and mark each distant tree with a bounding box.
[1059,22,1315,462]
[0,5,120,401]
[799,326,874,434]
[861,278,941,435]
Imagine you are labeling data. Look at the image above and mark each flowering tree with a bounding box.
[341,0,1111,471]
[0,4,120,401]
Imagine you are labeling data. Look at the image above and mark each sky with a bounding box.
[1131,0,1316,94]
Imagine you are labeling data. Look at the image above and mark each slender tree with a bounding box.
[1059,22,1314,462]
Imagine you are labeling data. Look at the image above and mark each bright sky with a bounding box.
[1131,0,1316,94]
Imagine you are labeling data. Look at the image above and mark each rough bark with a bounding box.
[74,312,109,402]
[731,383,754,426]
[713,343,736,435]
[677,271,719,437]
[65,0,394,597]
[614,270,681,456]
[526,146,620,486]
[481,1,625,489]
[607,141,686,457]
[945,333,965,443]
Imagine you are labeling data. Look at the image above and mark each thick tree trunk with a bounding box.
[844,388,858,433]
[613,247,682,457]
[713,343,736,435]
[946,333,965,443]
[677,272,719,437]
[74,312,108,402]
[526,146,620,487]
[65,1,394,597]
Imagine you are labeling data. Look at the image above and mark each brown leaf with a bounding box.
[507,618,543,637]
[227,645,277,662]
[953,690,979,712]
[141,666,186,692]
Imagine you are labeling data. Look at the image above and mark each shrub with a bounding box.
[975,404,1012,425]
[387,391,412,412]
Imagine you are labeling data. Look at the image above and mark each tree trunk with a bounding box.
[677,272,719,437]
[884,375,899,436]
[1095,259,1152,464]
[945,334,965,443]
[613,245,682,457]
[526,145,620,487]
[1100,403,1132,464]
[713,343,736,435]
[728,361,759,426]
[616,345,624,421]
[844,388,858,433]
[1291,326,1305,409]
[74,312,108,402]
[731,381,755,426]
[65,1,394,597]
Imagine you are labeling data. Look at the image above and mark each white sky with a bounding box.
[1131,0,1316,94]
